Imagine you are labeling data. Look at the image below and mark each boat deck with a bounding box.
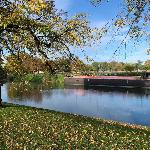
[75,76,143,80]
[64,76,150,87]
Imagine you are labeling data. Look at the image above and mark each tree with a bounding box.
[92,62,100,72]
[144,60,150,71]
[55,57,87,74]
[0,0,102,105]
[0,0,100,58]
[44,60,58,74]
[98,62,109,72]
[134,60,143,72]
[123,63,135,72]
[5,52,44,77]
[91,0,150,53]
[0,58,7,106]
[109,61,124,72]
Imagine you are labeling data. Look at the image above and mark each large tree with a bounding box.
[0,0,101,58]
[0,0,102,105]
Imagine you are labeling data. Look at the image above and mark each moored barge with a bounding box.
[64,75,150,88]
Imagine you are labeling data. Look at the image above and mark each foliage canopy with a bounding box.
[91,0,150,53]
[0,0,101,60]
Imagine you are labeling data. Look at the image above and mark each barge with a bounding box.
[64,75,150,88]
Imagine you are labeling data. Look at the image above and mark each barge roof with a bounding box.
[69,76,150,80]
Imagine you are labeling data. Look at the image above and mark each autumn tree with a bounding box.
[54,57,87,74]
[0,0,102,105]
[68,57,89,74]
[5,53,44,77]
[0,0,101,58]
[44,60,58,74]
[144,60,150,71]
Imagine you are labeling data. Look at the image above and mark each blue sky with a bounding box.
[55,0,150,63]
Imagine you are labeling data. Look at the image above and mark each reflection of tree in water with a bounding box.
[7,82,63,103]
[7,82,42,102]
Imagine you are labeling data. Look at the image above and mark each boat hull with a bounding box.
[64,77,150,88]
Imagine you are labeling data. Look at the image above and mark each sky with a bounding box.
[54,0,150,63]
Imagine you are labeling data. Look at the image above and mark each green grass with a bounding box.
[1,103,150,149]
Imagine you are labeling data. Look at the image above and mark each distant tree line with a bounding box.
[4,53,150,78]
[4,53,89,77]
[91,60,145,73]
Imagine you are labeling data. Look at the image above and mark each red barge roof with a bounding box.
[70,76,148,80]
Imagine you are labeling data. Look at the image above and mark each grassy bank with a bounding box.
[1,103,150,149]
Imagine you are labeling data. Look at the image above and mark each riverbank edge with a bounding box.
[2,102,150,131]
[1,102,150,149]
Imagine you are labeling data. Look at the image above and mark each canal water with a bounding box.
[2,83,150,126]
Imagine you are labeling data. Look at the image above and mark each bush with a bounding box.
[30,74,43,83]
[22,74,43,83]
[7,72,65,86]
[23,74,34,82]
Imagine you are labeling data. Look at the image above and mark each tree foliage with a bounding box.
[123,63,136,72]
[0,0,101,60]
[5,53,89,76]
[92,61,125,72]
[91,0,150,53]
[144,60,150,70]
[0,65,7,84]
[5,53,44,76]
[56,57,88,74]
[90,60,150,73]
[5,53,150,77]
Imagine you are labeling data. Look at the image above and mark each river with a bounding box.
[2,83,150,126]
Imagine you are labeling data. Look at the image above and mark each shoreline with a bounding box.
[1,102,150,149]
[2,102,150,130]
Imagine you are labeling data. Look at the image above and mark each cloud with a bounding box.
[54,0,72,11]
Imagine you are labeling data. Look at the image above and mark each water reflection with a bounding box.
[5,82,63,103]
[65,85,150,97]
[2,83,150,126]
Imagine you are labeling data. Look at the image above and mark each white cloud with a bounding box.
[54,0,72,11]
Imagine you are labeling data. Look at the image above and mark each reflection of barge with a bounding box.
[64,75,150,88]
[65,84,150,97]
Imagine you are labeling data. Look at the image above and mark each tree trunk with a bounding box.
[0,50,2,106]
[0,85,2,106]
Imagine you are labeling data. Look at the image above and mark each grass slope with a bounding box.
[0,103,150,150]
